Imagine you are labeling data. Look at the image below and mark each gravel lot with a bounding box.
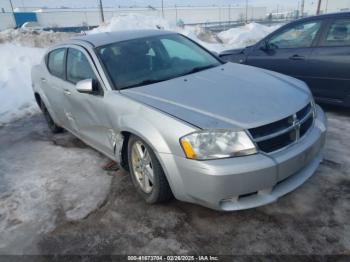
[0,105,349,257]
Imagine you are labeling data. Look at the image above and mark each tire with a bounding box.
[127,135,173,203]
[41,101,64,133]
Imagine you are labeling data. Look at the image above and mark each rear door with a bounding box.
[63,46,114,156]
[245,20,323,82]
[43,48,67,125]
[307,17,350,104]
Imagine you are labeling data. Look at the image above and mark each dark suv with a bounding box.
[220,12,350,107]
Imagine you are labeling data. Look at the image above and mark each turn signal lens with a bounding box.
[181,140,197,159]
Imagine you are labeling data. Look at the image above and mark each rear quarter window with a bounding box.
[47,48,66,79]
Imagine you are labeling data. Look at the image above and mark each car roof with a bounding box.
[296,11,350,23]
[70,29,177,47]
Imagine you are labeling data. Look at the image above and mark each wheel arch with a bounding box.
[117,126,176,195]
[118,125,171,169]
[34,92,42,108]
[34,90,62,126]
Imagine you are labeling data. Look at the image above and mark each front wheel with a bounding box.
[127,135,173,203]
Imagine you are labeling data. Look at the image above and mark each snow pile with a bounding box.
[218,22,281,49]
[0,44,45,125]
[88,13,225,52]
[0,29,76,125]
[89,14,280,52]
[180,26,227,52]
[0,28,76,48]
[89,13,174,33]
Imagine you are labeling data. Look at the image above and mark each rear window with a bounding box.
[47,48,65,78]
[268,21,321,49]
[322,19,350,47]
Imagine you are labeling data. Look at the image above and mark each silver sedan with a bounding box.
[31,30,327,211]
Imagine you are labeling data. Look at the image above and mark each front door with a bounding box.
[44,48,67,125]
[63,47,114,156]
[246,20,323,83]
[307,18,350,103]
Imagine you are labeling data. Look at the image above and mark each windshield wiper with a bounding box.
[182,64,219,76]
[121,79,164,89]
[120,64,219,89]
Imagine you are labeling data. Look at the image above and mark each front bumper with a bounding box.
[159,105,327,211]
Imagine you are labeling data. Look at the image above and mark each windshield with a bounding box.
[96,34,221,90]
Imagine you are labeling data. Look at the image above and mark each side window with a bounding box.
[47,48,65,78]
[322,19,350,47]
[161,38,207,63]
[67,48,96,84]
[269,21,322,49]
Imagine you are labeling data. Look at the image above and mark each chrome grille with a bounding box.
[249,103,314,153]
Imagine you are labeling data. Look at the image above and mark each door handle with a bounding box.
[40,77,47,82]
[64,89,71,95]
[289,54,305,60]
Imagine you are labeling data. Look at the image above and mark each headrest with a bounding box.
[74,59,91,80]
[100,48,115,62]
[120,41,150,56]
[333,26,348,40]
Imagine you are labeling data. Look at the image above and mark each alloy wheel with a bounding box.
[131,141,154,193]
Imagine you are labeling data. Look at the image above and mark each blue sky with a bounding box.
[9,0,299,11]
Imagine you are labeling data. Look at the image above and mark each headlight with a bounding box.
[180,130,257,160]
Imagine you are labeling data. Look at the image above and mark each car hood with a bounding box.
[219,48,245,56]
[121,62,311,129]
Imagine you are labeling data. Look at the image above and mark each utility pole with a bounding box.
[99,0,105,23]
[9,0,16,28]
[316,0,322,15]
[228,4,231,25]
[300,0,305,17]
[175,4,177,22]
[161,0,164,18]
[245,0,248,24]
[296,1,300,18]
[8,0,14,13]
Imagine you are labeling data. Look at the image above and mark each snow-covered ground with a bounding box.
[0,14,280,126]
[0,116,113,253]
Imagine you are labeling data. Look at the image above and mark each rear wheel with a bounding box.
[128,135,172,203]
[41,102,63,133]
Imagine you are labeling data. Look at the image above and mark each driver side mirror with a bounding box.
[260,41,270,51]
[76,79,100,94]
[260,41,276,52]
[211,51,219,57]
